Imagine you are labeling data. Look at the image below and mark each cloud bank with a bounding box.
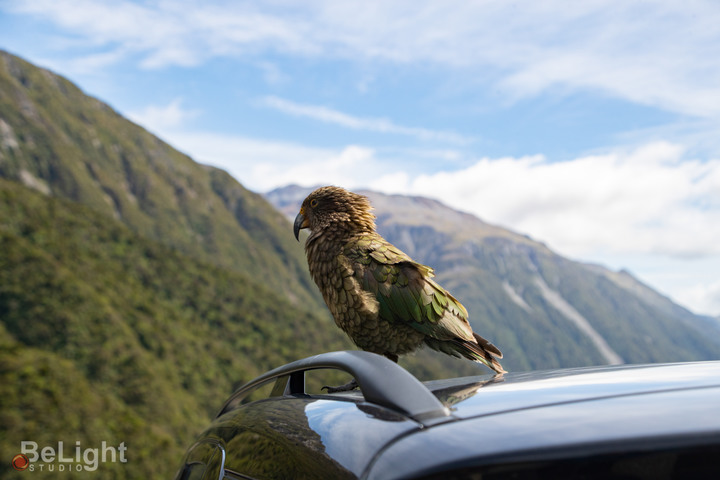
[400,143,720,260]
[7,0,720,118]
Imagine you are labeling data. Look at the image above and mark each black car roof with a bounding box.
[186,353,720,480]
[368,361,720,479]
[424,360,720,419]
[221,351,720,425]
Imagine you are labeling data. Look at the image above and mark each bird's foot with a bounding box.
[321,378,359,393]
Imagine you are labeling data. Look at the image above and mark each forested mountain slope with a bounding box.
[0,49,320,310]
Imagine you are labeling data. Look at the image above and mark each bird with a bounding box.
[293,186,505,391]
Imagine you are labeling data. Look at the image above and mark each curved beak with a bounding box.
[293,210,308,241]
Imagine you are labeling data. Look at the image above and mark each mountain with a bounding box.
[266,186,720,371]
[0,49,320,311]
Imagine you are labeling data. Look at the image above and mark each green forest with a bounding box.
[0,178,333,477]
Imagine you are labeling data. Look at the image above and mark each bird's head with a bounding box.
[294,186,376,241]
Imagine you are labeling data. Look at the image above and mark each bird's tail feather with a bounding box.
[426,334,506,374]
[466,332,506,374]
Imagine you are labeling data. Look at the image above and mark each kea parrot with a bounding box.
[294,186,505,390]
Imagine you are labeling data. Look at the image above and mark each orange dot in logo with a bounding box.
[12,454,29,471]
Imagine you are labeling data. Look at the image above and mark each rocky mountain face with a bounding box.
[267,186,720,371]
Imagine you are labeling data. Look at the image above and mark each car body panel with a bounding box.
[196,396,421,479]
[366,361,720,478]
[176,356,720,480]
[429,361,720,419]
[368,385,720,479]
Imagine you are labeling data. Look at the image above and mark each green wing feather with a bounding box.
[343,233,505,373]
[344,234,471,340]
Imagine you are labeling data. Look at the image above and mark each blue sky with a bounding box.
[1,0,719,316]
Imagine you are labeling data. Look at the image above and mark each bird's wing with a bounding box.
[343,235,474,342]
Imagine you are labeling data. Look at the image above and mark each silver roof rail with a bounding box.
[217,350,451,425]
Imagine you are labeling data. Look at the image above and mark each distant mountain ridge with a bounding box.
[267,185,720,370]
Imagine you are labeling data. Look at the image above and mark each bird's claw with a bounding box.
[321,378,359,393]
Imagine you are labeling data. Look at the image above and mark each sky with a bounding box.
[1,0,719,317]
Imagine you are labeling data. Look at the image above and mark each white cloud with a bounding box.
[256,62,289,85]
[152,129,403,192]
[261,96,472,144]
[127,99,199,131]
[7,0,720,117]
[677,280,720,318]
[57,48,130,75]
[394,142,720,260]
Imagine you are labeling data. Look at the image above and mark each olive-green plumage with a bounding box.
[294,186,505,374]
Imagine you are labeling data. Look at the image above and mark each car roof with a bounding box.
[424,360,720,419]
[189,354,720,480]
[368,361,720,479]
[220,352,720,426]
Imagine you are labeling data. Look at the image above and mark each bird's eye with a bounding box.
[310,198,319,208]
